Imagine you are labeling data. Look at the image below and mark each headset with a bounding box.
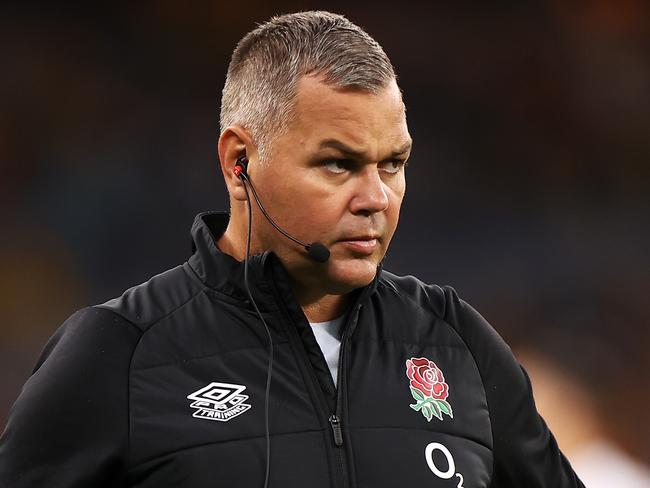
[234,156,330,263]
[233,154,330,488]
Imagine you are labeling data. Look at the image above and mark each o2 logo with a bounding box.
[424,442,465,487]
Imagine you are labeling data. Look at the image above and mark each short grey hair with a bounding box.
[220,11,397,162]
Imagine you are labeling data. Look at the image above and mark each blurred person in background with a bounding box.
[512,289,650,488]
[0,10,585,488]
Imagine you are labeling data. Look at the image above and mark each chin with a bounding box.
[326,258,379,293]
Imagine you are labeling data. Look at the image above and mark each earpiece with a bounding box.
[234,155,248,178]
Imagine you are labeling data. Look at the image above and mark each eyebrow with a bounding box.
[317,139,412,159]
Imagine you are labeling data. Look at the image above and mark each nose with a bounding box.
[349,167,390,215]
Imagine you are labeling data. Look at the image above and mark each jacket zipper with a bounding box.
[329,414,346,488]
[327,301,363,488]
[269,266,366,488]
[329,414,343,446]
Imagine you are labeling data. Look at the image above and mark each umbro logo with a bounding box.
[187,382,252,422]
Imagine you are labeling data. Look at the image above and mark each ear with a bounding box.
[217,126,257,202]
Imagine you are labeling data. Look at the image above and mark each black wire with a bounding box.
[241,179,274,488]
[240,172,308,250]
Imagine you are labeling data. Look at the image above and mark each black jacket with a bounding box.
[0,211,584,487]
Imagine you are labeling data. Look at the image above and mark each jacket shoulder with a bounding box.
[97,263,203,331]
[378,270,447,318]
[379,271,504,349]
[0,307,140,486]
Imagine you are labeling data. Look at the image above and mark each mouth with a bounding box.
[337,235,380,255]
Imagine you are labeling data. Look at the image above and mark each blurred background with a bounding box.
[1,1,648,484]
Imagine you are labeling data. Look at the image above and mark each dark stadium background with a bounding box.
[2,0,648,466]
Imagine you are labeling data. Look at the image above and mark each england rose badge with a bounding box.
[406,357,453,422]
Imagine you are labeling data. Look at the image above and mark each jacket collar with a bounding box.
[187,210,382,310]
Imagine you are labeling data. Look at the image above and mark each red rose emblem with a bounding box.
[406,357,449,401]
[406,357,453,422]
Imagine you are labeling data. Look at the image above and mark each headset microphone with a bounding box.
[234,155,331,263]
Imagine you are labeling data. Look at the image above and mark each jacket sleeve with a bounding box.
[441,287,585,488]
[0,307,141,488]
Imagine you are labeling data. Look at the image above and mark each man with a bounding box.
[0,11,583,487]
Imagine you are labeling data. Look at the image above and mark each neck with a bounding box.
[292,284,355,323]
[216,215,248,261]
[218,215,355,323]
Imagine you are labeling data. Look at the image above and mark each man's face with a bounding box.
[248,75,411,293]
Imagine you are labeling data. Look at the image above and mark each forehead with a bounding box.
[285,75,410,152]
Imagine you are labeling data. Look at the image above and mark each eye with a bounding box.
[322,159,349,174]
[379,160,406,174]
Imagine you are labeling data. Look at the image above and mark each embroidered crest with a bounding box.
[406,357,453,422]
[187,382,251,422]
